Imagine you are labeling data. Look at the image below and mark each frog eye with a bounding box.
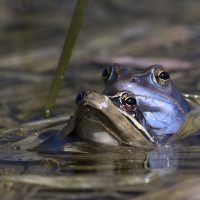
[154,67,170,86]
[120,93,136,112]
[75,89,97,106]
[102,66,112,84]
[75,92,84,106]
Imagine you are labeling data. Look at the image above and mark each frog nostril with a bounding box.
[132,76,141,83]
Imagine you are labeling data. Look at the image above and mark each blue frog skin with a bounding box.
[102,63,192,137]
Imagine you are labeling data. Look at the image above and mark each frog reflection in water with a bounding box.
[74,64,192,146]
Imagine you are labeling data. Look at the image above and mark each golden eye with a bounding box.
[154,67,170,86]
[102,66,112,84]
[120,93,136,112]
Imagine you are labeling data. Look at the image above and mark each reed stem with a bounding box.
[44,0,89,117]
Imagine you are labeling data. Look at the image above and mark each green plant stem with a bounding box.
[44,0,89,116]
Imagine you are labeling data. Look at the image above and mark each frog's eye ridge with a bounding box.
[102,66,112,84]
[120,92,136,112]
[154,67,170,86]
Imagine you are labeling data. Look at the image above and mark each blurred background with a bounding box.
[0,0,200,126]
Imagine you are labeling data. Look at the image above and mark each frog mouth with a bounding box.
[64,92,157,149]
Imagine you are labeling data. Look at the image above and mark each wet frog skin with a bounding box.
[73,64,192,146]
[73,91,157,148]
[102,64,192,136]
